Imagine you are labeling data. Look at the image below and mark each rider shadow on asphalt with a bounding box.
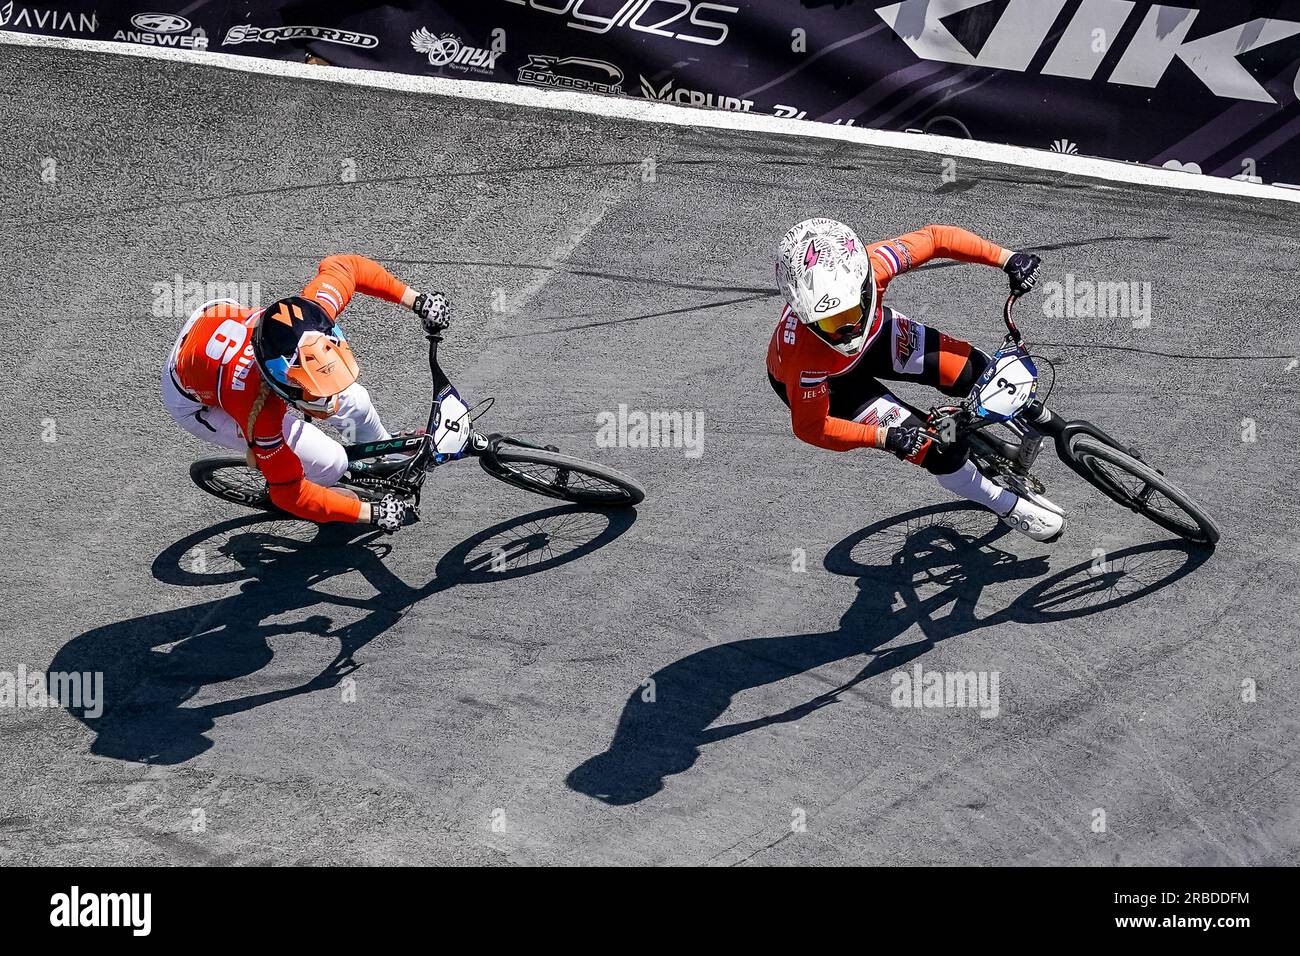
[50,504,635,765]
[566,502,1212,806]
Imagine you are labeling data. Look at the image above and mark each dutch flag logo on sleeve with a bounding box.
[874,241,912,277]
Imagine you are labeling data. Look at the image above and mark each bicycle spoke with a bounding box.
[507,460,628,497]
[1139,489,1201,528]
[1080,449,1204,538]
[227,472,267,496]
[212,468,267,497]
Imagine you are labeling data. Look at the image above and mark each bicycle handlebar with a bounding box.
[922,294,1030,448]
[1003,294,1023,345]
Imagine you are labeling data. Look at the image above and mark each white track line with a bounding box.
[503,172,634,316]
[6,29,1300,206]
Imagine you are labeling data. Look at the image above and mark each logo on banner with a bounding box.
[639,76,753,112]
[504,0,738,47]
[410,29,500,74]
[222,24,379,49]
[877,0,1300,104]
[115,12,206,48]
[0,3,98,33]
[130,13,187,33]
[518,55,624,96]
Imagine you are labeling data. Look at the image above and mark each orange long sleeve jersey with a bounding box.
[765,225,1008,451]
[174,255,410,522]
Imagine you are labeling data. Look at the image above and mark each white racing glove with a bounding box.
[370,493,414,533]
[412,292,452,334]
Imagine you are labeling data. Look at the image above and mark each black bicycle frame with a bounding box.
[967,392,1149,491]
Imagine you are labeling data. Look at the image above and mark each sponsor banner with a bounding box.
[0,1,100,35]
[6,2,1300,185]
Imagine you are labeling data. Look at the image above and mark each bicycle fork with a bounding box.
[1024,400,1147,466]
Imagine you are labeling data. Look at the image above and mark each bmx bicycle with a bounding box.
[190,330,646,519]
[926,296,1219,545]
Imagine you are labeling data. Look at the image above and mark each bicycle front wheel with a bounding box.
[480,446,644,507]
[1066,436,1219,545]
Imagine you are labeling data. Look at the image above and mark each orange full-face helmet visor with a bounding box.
[285,331,359,402]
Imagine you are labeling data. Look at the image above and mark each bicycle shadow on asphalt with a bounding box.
[49,504,635,765]
[566,502,1212,806]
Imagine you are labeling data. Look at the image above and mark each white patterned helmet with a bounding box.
[775,218,879,355]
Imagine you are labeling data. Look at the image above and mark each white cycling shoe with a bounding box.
[999,496,1065,542]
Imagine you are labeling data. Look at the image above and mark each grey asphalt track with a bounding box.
[1,41,1298,866]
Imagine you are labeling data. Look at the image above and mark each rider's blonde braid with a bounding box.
[245,379,271,446]
[244,307,272,447]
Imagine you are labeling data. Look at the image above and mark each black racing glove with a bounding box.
[412,291,452,334]
[883,425,929,458]
[1004,252,1042,297]
[370,493,414,533]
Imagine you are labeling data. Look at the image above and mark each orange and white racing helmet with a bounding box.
[776,218,880,356]
[252,296,359,418]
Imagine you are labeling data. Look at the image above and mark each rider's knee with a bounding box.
[304,442,348,486]
[286,416,349,485]
[937,340,990,398]
[914,437,970,476]
[334,382,372,417]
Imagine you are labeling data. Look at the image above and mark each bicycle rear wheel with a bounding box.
[190,457,396,512]
[480,446,644,507]
[190,457,274,511]
[1066,436,1219,545]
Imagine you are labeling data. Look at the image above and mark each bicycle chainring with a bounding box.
[973,452,1047,497]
